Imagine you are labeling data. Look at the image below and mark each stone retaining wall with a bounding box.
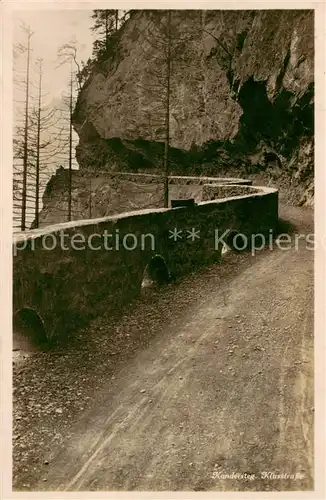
[13,181,278,343]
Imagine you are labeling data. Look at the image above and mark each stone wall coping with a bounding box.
[168,176,249,182]
[13,207,170,244]
[202,183,263,190]
[100,172,250,182]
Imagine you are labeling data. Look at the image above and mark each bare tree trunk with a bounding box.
[115,10,119,31]
[34,59,42,229]
[21,29,33,231]
[105,12,109,51]
[88,177,92,218]
[68,67,73,221]
[163,10,171,208]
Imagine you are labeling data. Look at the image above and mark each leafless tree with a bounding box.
[57,40,83,91]
[15,24,33,231]
[137,10,194,207]
[14,54,65,229]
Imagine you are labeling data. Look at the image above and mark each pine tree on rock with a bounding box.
[91,10,119,58]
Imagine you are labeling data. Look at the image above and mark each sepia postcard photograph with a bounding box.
[0,0,325,497]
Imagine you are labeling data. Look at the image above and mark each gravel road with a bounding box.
[13,204,314,491]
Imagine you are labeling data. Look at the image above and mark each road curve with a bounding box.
[36,204,314,491]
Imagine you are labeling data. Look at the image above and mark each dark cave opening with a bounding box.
[233,77,314,159]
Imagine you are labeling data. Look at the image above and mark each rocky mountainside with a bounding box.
[73,10,313,202]
[38,9,314,227]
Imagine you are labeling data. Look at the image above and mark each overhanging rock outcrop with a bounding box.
[13,179,278,343]
[74,10,313,153]
[71,10,313,205]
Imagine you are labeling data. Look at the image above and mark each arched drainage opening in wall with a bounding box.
[141,255,170,291]
[13,308,48,355]
[221,230,249,255]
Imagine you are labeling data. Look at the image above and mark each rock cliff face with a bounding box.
[38,9,314,227]
[73,10,313,198]
[36,168,166,228]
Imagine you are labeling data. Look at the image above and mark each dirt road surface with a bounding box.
[13,205,314,491]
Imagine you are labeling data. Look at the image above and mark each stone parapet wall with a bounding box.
[202,184,263,201]
[168,176,252,186]
[13,184,278,343]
